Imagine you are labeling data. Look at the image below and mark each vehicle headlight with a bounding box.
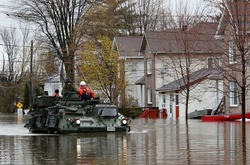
[121,119,127,125]
[76,119,81,125]
[68,118,73,123]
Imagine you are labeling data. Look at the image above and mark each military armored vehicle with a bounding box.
[24,92,132,134]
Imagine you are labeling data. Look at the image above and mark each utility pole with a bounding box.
[29,40,33,109]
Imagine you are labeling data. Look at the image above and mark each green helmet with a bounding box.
[39,82,44,86]
[65,79,72,84]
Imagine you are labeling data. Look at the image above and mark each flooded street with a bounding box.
[0,115,250,165]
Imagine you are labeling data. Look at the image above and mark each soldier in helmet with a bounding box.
[61,79,76,95]
[35,82,45,96]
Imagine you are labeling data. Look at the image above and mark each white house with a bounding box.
[43,74,63,96]
[156,68,223,118]
[112,36,145,107]
[139,22,223,117]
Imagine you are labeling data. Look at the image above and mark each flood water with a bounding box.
[0,115,250,165]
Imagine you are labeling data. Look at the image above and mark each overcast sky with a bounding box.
[0,0,16,28]
[0,0,210,27]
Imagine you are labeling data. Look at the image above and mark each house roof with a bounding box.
[141,22,222,54]
[113,36,143,58]
[156,67,222,92]
[135,76,145,85]
[216,1,250,36]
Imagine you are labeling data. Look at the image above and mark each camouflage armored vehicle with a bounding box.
[24,92,132,134]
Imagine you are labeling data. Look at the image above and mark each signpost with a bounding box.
[16,102,23,115]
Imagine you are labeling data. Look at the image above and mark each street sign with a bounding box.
[17,102,23,109]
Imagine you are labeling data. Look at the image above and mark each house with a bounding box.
[112,36,144,107]
[215,1,250,114]
[156,67,223,118]
[139,22,223,117]
[43,74,63,96]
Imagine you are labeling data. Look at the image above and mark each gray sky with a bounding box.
[0,0,208,27]
[0,0,17,28]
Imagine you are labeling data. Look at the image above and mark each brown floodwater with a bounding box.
[0,115,249,165]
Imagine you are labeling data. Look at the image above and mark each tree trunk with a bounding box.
[185,89,189,120]
[64,57,75,82]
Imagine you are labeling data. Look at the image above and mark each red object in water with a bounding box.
[202,112,250,122]
[139,108,168,119]
[139,109,159,118]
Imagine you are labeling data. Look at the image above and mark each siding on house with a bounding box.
[112,36,144,107]
[216,1,250,113]
[113,22,224,113]
[156,68,223,117]
[140,22,223,108]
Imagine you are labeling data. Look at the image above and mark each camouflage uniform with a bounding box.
[61,80,76,95]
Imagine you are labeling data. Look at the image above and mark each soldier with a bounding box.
[61,79,76,95]
[36,83,45,96]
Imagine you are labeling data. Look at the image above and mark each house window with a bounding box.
[147,58,152,75]
[175,94,179,105]
[208,57,220,68]
[162,94,166,108]
[129,62,137,72]
[229,81,238,106]
[229,41,236,64]
[147,87,152,104]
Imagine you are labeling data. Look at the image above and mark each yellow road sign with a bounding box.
[17,102,23,109]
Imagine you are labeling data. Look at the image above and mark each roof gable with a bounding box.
[156,68,221,92]
[113,36,142,57]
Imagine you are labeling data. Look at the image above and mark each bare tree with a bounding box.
[161,1,222,120]
[214,1,250,124]
[136,0,170,32]
[119,0,171,35]
[0,28,19,82]
[9,0,96,82]
[0,26,33,113]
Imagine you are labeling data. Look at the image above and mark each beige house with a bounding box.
[215,1,250,114]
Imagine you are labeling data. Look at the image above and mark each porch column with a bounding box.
[175,94,179,118]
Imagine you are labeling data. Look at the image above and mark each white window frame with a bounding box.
[147,58,152,75]
[229,81,238,107]
[229,41,236,64]
[147,87,152,104]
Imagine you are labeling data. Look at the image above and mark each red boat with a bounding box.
[202,112,250,122]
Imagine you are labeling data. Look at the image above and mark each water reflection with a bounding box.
[0,115,249,164]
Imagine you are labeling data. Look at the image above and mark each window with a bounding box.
[129,62,137,72]
[160,62,167,74]
[147,58,153,75]
[162,94,166,108]
[147,87,152,104]
[175,94,179,105]
[229,81,238,106]
[229,41,236,64]
[208,57,220,68]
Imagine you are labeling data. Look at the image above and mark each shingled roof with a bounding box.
[113,36,142,57]
[156,68,222,92]
[135,76,145,85]
[141,22,222,54]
